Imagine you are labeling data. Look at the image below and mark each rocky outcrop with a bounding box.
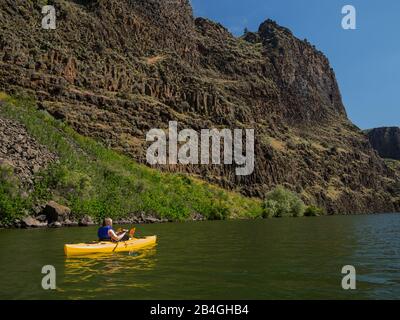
[78,215,96,227]
[115,213,170,225]
[366,127,400,160]
[21,216,47,228]
[42,201,71,223]
[0,0,399,214]
[0,115,57,188]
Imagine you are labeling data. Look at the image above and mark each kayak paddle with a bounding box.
[112,228,136,252]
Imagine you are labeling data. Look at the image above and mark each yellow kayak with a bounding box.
[64,236,157,256]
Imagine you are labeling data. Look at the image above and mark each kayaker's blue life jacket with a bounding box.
[98,226,112,241]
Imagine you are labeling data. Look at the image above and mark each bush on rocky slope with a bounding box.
[262,186,306,218]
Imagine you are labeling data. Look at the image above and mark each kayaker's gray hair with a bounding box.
[103,218,112,227]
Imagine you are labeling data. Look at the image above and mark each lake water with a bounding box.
[1,214,400,300]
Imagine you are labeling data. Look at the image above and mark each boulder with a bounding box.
[79,215,95,227]
[114,219,131,225]
[131,216,142,224]
[114,213,170,224]
[33,205,45,216]
[21,216,47,228]
[48,221,62,228]
[13,219,22,228]
[63,219,79,227]
[144,216,161,224]
[189,212,206,221]
[36,214,47,222]
[42,201,71,223]
[140,212,155,224]
[137,212,169,224]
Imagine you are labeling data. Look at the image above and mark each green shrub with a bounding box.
[262,186,305,218]
[304,205,325,217]
[0,164,27,223]
[263,199,279,218]
[204,202,229,221]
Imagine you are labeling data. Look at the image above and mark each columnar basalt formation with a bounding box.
[0,0,399,214]
[366,127,400,160]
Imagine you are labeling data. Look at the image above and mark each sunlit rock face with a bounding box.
[0,0,399,214]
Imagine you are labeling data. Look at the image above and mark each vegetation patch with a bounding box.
[0,164,28,224]
[0,92,263,224]
[262,186,306,218]
[304,205,325,217]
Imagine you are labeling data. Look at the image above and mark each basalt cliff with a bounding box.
[366,127,400,161]
[1,0,399,214]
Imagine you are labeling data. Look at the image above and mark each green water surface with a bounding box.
[1,214,400,300]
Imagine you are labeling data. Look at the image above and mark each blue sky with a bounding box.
[191,0,400,129]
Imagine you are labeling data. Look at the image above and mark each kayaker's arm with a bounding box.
[108,229,127,241]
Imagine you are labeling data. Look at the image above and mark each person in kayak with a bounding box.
[98,218,129,242]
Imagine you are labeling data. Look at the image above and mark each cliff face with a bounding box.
[0,0,399,214]
[366,127,400,160]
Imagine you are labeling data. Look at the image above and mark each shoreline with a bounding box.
[0,209,207,230]
[2,211,400,230]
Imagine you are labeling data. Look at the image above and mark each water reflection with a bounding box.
[61,246,157,299]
